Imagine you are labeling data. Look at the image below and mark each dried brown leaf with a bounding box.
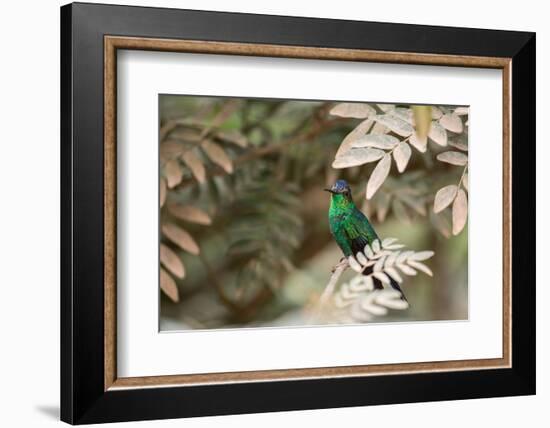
[431,106,443,119]
[397,250,414,264]
[389,107,414,125]
[352,134,399,150]
[162,223,200,255]
[449,139,469,151]
[393,141,412,173]
[377,104,395,113]
[430,212,451,238]
[385,266,403,283]
[355,251,368,266]
[160,177,167,207]
[439,113,464,133]
[428,121,448,146]
[434,184,458,213]
[374,290,409,310]
[160,268,179,302]
[409,251,435,261]
[168,204,212,225]
[437,151,468,166]
[366,154,391,199]
[373,254,386,272]
[164,159,183,188]
[329,102,375,118]
[373,115,414,137]
[348,255,363,273]
[335,119,373,157]
[452,189,468,235]
[216,130,248,147]
[370,122,390,135]
[454,106,469,116]
[373,271,391,284]
[332,147,385,169]
[349,275,373,292]
[160,244,185,279]
[202,139,233,173]
[170,128,202,143]
[181,150,206,183]
[396,262,417,276]
[381,237,399,248]
[160,139,185,157]
[407,260,433,276]
[409,132,428,153]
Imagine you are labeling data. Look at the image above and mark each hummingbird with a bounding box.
[325,179,407,302]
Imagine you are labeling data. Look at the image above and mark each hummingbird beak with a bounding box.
[324,188,335,194]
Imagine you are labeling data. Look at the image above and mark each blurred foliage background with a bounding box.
[159,95,468,330]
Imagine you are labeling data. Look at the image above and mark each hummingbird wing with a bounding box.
[330,214,354,257]
[343,208,379,256]
[345,209,408,302]
[332,207,408,301]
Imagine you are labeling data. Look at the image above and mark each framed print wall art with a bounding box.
[60,2,536,424]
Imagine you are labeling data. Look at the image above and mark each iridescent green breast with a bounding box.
[328,194,378,257]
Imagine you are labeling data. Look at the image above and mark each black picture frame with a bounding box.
[61,2,535,424]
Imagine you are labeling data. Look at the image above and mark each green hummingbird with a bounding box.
[325,179,407,301]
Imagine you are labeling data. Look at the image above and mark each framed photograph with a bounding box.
[61,2,535,424]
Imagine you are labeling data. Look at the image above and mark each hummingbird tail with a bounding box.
[362,265,408,303]
[388,276,408,303]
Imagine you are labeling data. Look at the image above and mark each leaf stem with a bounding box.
[385,134,411,157]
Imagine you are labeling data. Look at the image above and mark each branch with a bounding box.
[310,258,349,322]
[320,259,349,306]
[174,116,348,190]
